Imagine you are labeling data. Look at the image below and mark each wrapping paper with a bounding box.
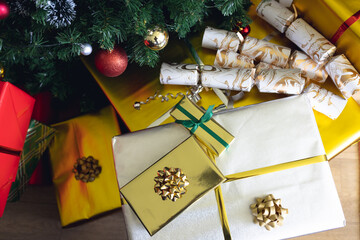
[117,95,345,240]
[49,106,121,226]
[160,63,199,86]
[285,18,336,63]
[256,0,295,33]
[325,54,360,99]
[119,136,225,235]
[255,62,280,76]
[170,97,234,156]
[240,36,291,68]
[304,83,348,120]
[202,27,240,52]
[255,69,305,94]
[7,120,55,202]
[289,50,328,84]
[201,66,255,92]
[214,49,255,68]
[0,82,35,217]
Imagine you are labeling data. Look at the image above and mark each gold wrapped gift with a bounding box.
[170,97,234,156]
[119,136,226,236]
[49,106,121,226]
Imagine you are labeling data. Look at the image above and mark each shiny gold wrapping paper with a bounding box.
[240,36,291,68]
[214,49,255,68]
[81,0,360,160]
[170,97,234,156]
[49,106,121,226]
[120,136,226,236]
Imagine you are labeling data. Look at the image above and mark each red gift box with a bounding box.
[0,82,35,217]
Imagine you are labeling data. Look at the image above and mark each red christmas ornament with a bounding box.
[233,22,251,38]
[0,1,10,20]
[94,46,128,77]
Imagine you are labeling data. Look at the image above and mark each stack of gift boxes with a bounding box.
[110,0,359,239]
[113,96,345,239]
[2,1,359,239]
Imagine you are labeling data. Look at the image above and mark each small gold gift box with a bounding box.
[120,135,226,236]
[170,97,234,156]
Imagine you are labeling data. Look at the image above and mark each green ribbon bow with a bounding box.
[175,104,228,149]
[176,105,214,134]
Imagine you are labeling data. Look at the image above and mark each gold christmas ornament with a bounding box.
[0,64,4,80]
[250,194,288,231]
[144,26,169,51]
[73,156,102,183]
[154,167,189,202]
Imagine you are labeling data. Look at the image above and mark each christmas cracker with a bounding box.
[255,68,305,94]
[285,18,336,64]
[304,83,348,119]
[201,66,255,91]
[214,49,255,68]
[240,36,291,68]
[289,50,328,84]
[202,27,240,52]
[160,63,199,86]
[325,54,360,99]
[277,0,293,7]
[256,0,295,33]
[255,62,281,76]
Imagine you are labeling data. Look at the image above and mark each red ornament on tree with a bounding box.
[0,1,9,20]
[94,46,128,77]
[233,22,251,38]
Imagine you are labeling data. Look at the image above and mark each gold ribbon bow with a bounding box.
[154,167,189,202]
[250,194,288,231]
[73,156,102,183]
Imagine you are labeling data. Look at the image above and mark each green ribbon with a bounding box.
[175,104,229,149]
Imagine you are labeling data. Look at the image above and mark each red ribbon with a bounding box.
[331,10,360,44]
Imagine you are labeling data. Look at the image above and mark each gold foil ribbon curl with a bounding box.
[154,167,189,202]
[250,194,288,231]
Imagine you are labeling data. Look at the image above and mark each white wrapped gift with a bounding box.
[112,95,345,240]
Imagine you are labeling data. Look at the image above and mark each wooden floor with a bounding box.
[0,145,359,240]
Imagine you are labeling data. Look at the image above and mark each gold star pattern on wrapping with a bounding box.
[73,156,102,183]
[250,194,288,231]
[154,167,189,202]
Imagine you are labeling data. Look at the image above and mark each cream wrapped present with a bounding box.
[113,95,345,240]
